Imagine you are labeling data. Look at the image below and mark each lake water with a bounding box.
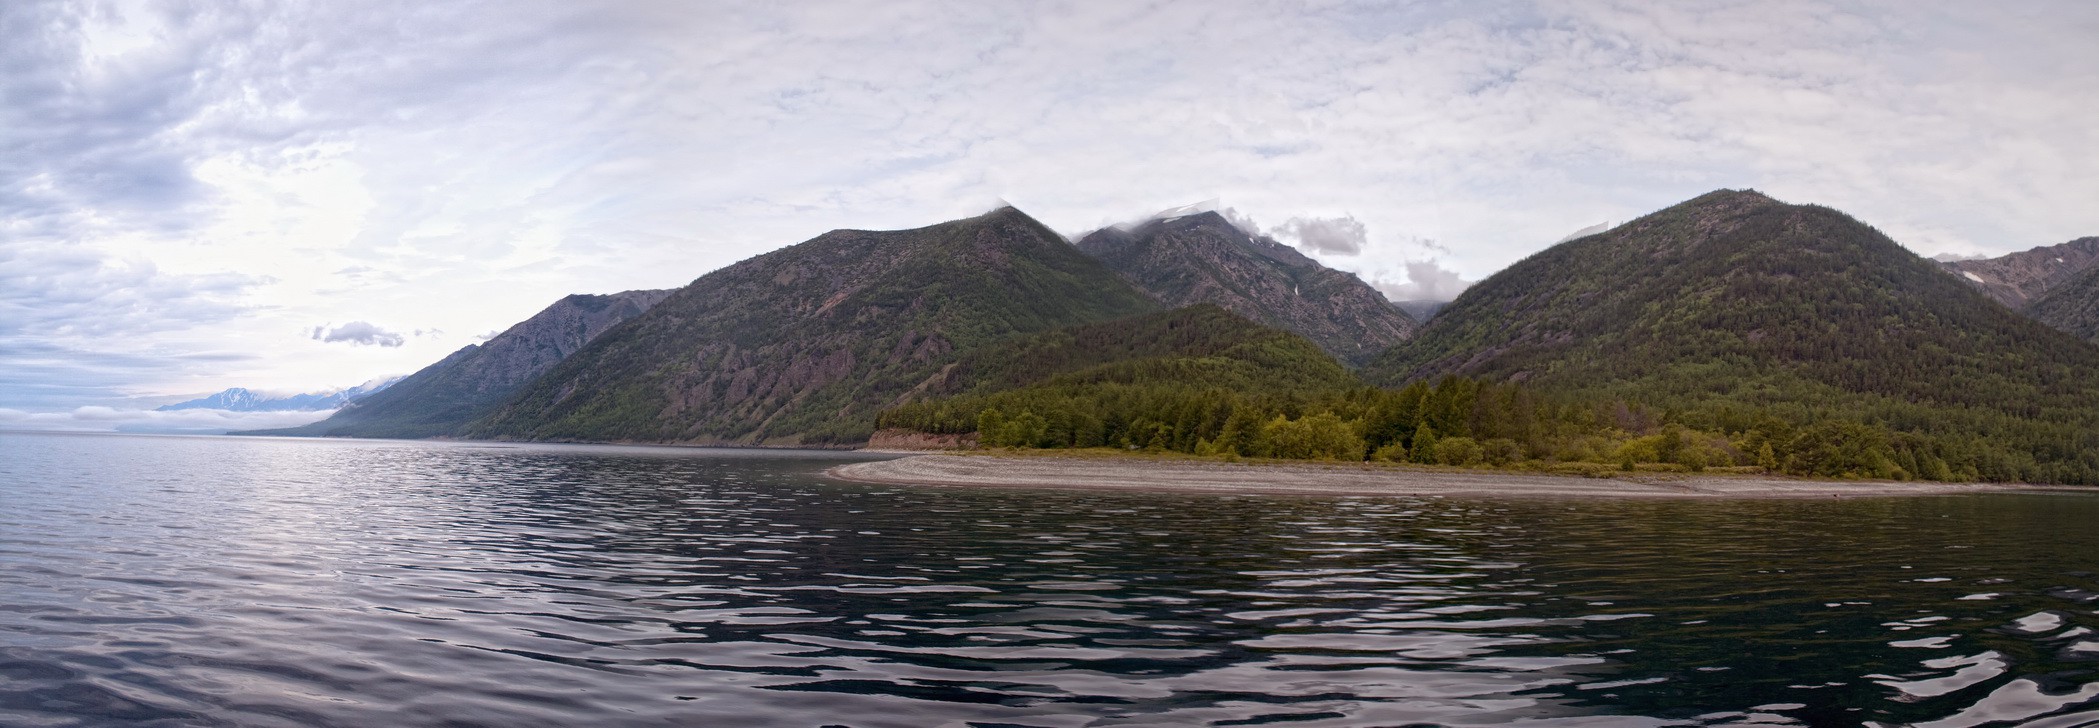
[3,432,2098,727]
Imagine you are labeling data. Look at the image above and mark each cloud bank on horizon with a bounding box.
[1,0,2094,415]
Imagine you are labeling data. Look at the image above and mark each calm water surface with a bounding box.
[3,431,2098,727]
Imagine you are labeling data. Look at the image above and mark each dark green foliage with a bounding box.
[467,207,1160,446]
[1366,190,2099,484]
[937,304,1359,396]
[2027,262,2099,344]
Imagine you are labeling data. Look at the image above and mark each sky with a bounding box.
[3,0,2096,427]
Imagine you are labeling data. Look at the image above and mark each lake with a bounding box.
[3,431,2097,727]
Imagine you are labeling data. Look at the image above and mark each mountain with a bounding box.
[1369,189,2099,481]
[1392,300,1448,322]
[464,207,1160,446]
[158,378,402,412]
[1938,237,2099,309]
[2027,263,2099,343]
[1075,212,1417,366]
[874,304,1361,449]
[253,289,673,438]
[921,303,1358,397]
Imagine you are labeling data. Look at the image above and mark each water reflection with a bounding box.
[1,431,2096,727]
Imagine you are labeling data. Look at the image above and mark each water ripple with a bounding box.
[2,432,2098,727]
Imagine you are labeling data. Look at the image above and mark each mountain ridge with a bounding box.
[159,378,401,412]
[1939,236,2099,309]
[1075,211,1417,366]
[1369,188,2099,481]
[463,206,1160,446]
[249,288,673,438]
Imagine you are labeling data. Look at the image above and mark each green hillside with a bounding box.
[876,304,1365,451]
[2027,263,2099,343]
[246,290,671,439]
[465,207,1160,446]
[1369,189,2099,483]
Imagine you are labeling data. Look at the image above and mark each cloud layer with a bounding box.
[1274,216,1369,257]
[0,406,330,434]
[310,321,405,347]
[1,0,2094,414]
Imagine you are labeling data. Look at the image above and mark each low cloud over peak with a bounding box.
[310,321,405,347]
[1373,259,1474,303]
[1274,216,1368,257]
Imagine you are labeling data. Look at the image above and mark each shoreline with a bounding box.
[826,453,2055,499]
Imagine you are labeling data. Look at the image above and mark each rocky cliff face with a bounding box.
[1939,237,2099,309]
[466,207,1159,446]
[1075,212,1417,366]
[452,290,676,394]
[254,288,672,438]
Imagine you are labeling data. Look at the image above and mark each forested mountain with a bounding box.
[464,207,1159,446]
[895,304,1356,403]
[1368,189,2099,482]
[2028,263,2099,344]
[1939,236,2099,309]
[1076,212,1417,366]
[252,289,671,438]
[877,304,1364,451]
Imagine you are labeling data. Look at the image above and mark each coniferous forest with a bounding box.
[267,190,2099,485]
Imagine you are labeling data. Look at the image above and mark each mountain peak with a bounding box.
[1684,188,1779,207]
[1076,212,1416,365]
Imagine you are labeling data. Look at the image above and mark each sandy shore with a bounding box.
[827,454,2049,499]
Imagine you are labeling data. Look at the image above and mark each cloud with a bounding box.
[0,406,331,434]
[1274,215,1368,256]
[2,0,2095,411]
[310,321,405,347]
[1218,207,1263,236]
[0,245,259,339]
[1372,259,1475,303]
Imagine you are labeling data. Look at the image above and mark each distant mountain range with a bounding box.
[158,377,402,412]
[246,191,2099,483]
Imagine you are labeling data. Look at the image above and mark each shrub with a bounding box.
[1434,436,1484,467]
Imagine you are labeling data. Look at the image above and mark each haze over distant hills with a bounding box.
[158,378,402,412]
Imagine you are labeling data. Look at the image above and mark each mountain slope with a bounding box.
[465,207,1160,446]
[1370,189,2099,481]
[1075,212,1417,366]
[254,289,672,438]
[2027,263,2099,343]
[1939,237,2099,309]
[874,304,1363,450]
[926,303,1358,397]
